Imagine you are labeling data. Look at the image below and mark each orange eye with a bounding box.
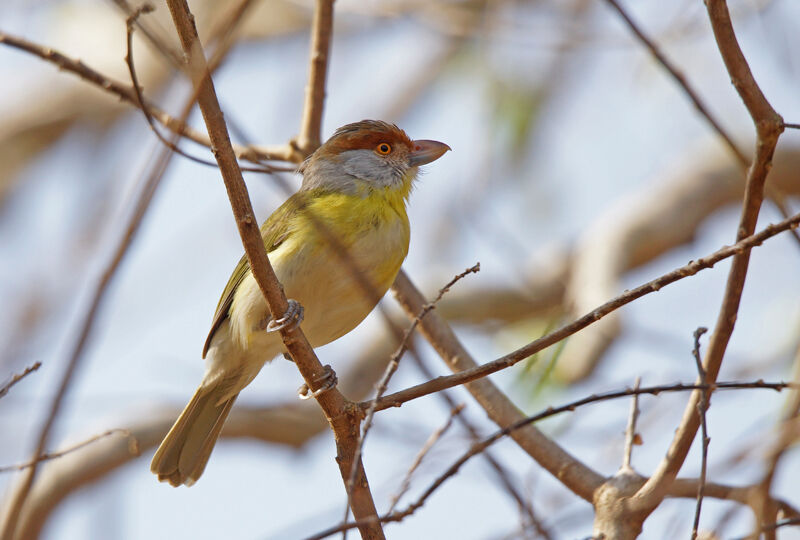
[376,142,392,155]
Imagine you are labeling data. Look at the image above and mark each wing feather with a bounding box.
[201,192,310,357]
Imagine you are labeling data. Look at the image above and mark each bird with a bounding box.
[151,120,450,487]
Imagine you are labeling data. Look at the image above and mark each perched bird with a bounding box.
[151,120,450,486]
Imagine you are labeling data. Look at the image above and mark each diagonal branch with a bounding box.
[163,2,384,538]
[0,362,41,400]
[391,271,605,502]
[631,0,784,514]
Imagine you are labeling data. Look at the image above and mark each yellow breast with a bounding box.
[230,188,411,352]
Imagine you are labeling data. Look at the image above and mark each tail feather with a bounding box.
[151,385,237,487]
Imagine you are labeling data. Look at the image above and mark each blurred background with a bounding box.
[1,0,799,538]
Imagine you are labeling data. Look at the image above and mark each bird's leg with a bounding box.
[266,299,304,333]
[298,364,338,400]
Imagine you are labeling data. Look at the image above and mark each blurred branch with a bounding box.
[406,346,552,538]
[603,0,746,166]
[164,2,384,538]
[556,143,800,382]
[387,404,464,513]
[8,340,392,540]
[602,0,800,247]
[631,0,785,517]
[391,271,605,503]
[0,362,40,400]
[620,377,641,473]
[0,103,178,540]
[751,344,800,536]
[380,211,800,410]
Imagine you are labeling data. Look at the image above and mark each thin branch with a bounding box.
[0,362,41,400]
[111,0,184,66]
[0,430,135,474]
[387,404,465,513]
[311,380,798,540]
[164,2,383,538]
[621,376,642,472]
[296,0,334,153]
[691,327,710,540]
[375,211,800,412]
[343,264,480,530]
[632,0,785,513]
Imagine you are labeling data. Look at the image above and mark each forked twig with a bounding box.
[343,264,480,533]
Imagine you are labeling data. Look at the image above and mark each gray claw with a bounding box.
[266,299,304,333]
[298,365,338,400]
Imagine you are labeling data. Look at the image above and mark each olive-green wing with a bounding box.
[201,192,309,358]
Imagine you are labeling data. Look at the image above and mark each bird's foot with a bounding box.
[298,365,338,400]
[266,299,304,333]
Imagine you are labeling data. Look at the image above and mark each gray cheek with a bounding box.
[340,151,405,188]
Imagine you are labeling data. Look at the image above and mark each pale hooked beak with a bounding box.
[408,139,451,167]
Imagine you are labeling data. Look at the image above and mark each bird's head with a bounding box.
[299,120,450,197]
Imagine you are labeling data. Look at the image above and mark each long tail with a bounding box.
[151,384,237,487]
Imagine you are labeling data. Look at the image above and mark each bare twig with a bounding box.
[0,362,41,400]
[376,211,800,411]
[0,430,135,474]
[344,264,480,530]
[691,327,710,540]
[296,0,334,153]
[387,404,465,513]
[621,376,642,472]
[631,0,785,515]
[164,2,384,537]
